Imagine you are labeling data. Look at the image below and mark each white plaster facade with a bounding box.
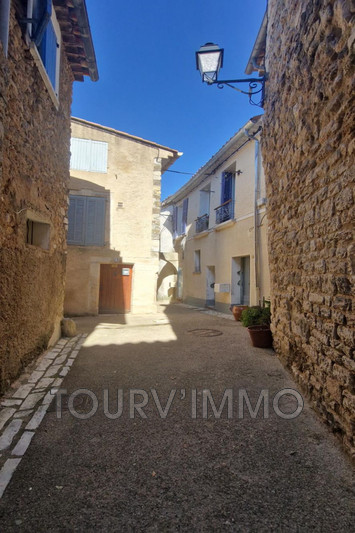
[160,117,270,314]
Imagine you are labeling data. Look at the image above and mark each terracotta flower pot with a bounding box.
[230,305,248,321]
[247,325,273,348]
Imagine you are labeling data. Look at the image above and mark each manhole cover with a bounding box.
[188,328,223,337]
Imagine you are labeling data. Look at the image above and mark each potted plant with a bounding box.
[240,306,272,348]
[229,304,249,321]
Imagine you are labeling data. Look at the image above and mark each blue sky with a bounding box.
[71,0,266,199]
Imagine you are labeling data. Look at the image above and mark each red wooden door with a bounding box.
[99,264,132,313]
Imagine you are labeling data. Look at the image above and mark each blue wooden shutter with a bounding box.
[221,172,233,203]
[32,0,51,46]
[85,197,105,246]
[182,198,188,234]
[39,19,58,89]
[67,196,85,245]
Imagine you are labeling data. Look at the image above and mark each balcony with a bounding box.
[196,213,209,233]
[215,199,234,224]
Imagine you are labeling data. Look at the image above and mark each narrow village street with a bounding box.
[0,305,353,531]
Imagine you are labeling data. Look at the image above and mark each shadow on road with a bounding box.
[0,304,353,531]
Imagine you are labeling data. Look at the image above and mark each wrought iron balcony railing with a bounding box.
[195,213,209,233]
[215,199,234,224]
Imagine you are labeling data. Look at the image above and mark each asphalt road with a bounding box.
[0,305,353,531]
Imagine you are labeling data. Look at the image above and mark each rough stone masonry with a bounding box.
[0,5,73,393]
[262,0,354,455]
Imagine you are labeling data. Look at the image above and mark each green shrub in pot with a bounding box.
[241,306,271,328]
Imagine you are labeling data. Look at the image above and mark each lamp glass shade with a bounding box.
[196,43,223,84]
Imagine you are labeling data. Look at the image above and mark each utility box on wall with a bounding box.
[214,283,230,293]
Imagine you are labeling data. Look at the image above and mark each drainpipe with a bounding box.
[254,139,261,305]
[0,0,11,57]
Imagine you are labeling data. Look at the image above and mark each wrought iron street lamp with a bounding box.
[195,43,266,107]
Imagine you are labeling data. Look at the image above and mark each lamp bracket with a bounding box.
[210,76,267,108]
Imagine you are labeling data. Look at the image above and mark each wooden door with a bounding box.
[99,264,132,313]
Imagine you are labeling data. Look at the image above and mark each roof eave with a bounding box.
[71,0,98,81]
[161,152,183,173]
[71,116,181,158]
[245,12,267,76]
[163,117,262,206]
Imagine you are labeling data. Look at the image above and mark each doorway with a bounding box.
[206,266,215,307]
[176,268,183,300]
[99,264,133,313]
[231,256,250,305]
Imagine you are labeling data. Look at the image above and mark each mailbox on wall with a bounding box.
[214,283,230,293]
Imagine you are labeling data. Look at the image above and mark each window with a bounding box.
[182,198,188,234]
[28,0,61,97]
[26,220,50,250]
[196,185,210,233]
[67,195,106,246]
[70,138,108,173]
[194,250,201,273]
[216,172,235,224]
[173,198,189,237]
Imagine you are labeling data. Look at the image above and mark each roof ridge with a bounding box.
[71,117,181,155]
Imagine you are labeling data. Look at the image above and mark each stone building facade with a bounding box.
[64,118,181,316]
[0,1,97,393]
[248,2,354,454]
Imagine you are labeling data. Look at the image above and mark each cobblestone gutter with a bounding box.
[0,334,86,498]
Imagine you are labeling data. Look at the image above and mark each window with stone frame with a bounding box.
[26,219,50,250]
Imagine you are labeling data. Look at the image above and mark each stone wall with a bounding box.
[262,0,354,455]
[0,6,73,393]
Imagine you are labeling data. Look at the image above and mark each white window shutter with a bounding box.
[70,138,108,172]
[70,138,91,171]
[90,141,108,172]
